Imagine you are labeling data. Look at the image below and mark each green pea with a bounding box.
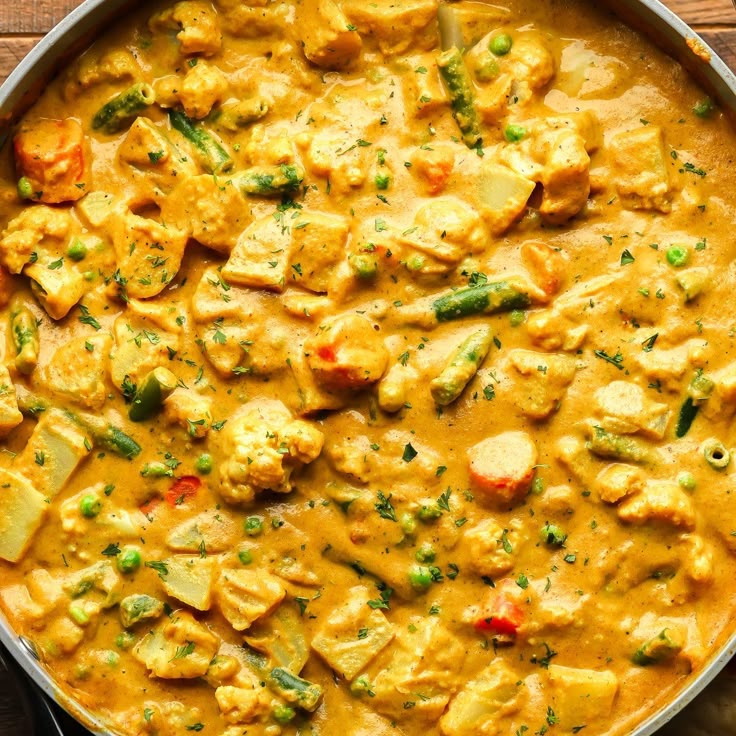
[375,173,390,190]
[244,516,264,537]
[17,177,33,200]
[475,53,500,83]
[400,512,417,535]
[693,98,715,118]
[540,523,567,547]
[409,564,433,590]
[195,453,213,475]
[238,549,253,565]
[677,471,696,492]
[531,477,545,495]
[504,124,527,143]
[490,32,513,56]
[666,245,690,268]
[273,704,296,724]
[510,310,526,326]
[117,546,142,574]
[68,603,90,626]
[415,543,436,563]
[418,503,442,521]
[79,494,102,518]
[67,238,87,262]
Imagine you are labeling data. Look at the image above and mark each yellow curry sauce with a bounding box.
[0,0,735,734]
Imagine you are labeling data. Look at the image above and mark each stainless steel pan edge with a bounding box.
[0,0,736,734]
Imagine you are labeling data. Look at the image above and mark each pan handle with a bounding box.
[0,643,67,735]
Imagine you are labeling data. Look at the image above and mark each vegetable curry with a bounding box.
[0,0,734,734]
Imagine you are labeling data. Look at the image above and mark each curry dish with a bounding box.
[0,0,734,734]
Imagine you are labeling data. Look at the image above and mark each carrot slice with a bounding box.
[166,476,202,507]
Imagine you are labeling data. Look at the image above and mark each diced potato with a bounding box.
[676,267,710,302]
[161,556,217,611]
[133,610,219,679]
[311,585,395,680]
[0,468,48,562]
[464,518,516,578]
[0,366,23,437]
[25,259,87,320]
[161,176,250,254]
[369,618,463,721]
[440,661,524,736]
[299,0,362,69]
[163,389,213,438]
[109,210,188,299]
[476,163,535,235]
[610,126,672,212]
[43,333,112,409]
[548,664,618,731]
[179,60,229,119]
[76,191,116,228]
[223,215,293,292]
[402,54,448,117]
[290,211,350,294]
[15,409,91,498]
[594,381,670,439]
[216,568,286,631]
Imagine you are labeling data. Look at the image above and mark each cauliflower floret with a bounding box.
[299,0,362,69]
[463,519,517,578]
[149,1,222,56]
[178,60,228,119]
[617,480,696,531]
[215,685,274,725]
[164,389,213,438]
[217,399,324,504]
[0,205,75,274]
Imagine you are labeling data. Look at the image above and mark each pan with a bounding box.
[0,0,735,734]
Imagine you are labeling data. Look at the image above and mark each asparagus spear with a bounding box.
[232,164,304,197]
[437,47,481,148]
[169,109,233,174]
[92,83,156,134]
[10,297,39,375]
[430,327,493,405]
[16,388,142,459]
[128,366,178,422]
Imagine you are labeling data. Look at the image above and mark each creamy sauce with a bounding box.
[0,1,736,735]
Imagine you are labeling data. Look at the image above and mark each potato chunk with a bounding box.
[216,568,286,631]
[610,126,672,212]
[311,585,395,680]
[0,468,48,563]
[548,665,618,731]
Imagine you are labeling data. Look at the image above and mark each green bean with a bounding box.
[169,109,233,174]
[215,99,269,131]
[15,389,142,459]
[10,298,39,375]
[349,254,378,280]
[676,372,714,438]
[703,438,730,470]
[437,47,481,148]
[539,523,567,547]
[269,667,323,712]
[128,366,178,422]
[432,281,530,323]
[586,426,653,464]
[633,628,682,666]
[232,164,304,197]
[119,594,164,628]
[92,83,156,134]
[430,327,493,405]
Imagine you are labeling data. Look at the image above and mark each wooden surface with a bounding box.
[1,0,736,735]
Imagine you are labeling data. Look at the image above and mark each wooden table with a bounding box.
[1,0,736,734]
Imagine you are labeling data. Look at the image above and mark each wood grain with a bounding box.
[0,0,84,34]
[673,0,736,25]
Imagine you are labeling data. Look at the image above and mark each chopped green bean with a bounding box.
[92,83,155,134]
